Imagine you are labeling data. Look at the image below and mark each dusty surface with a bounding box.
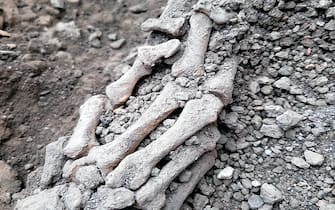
[1,0,335,210]
[0,0,164,209]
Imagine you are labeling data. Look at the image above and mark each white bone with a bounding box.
[135,125,220,209]
[63,95,106,158]
[106,94,223,190]
[141,0,193,36]
[171,13,212,77]
[164,151,217,210]
[106,39,180,108]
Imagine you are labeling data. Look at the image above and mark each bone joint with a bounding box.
[106,39,180,108]
[141,0,193,36]
[171,12,212,77]
[63,95,106,159]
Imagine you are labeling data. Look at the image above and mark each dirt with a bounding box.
[0,0,164,209]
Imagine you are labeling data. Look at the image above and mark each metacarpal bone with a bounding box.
[141,0,193,36]
[63,95,106,159]
[106,39,180,108]
[106,94,223,190]
[164,151,217,210]
[171,13,212,77]
[135,125,220,210]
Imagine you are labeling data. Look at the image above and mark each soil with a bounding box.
[0,0,164,209]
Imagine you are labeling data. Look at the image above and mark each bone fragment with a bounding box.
[135,125,220,210]
[193,0,236,24]
[106,94,223,190]
[141,0,193,36]
[171,13,212,77]
[63,95,106,158]
[106,39,180,108]
[164,151,217,210]
[202,58,238,105]
[63,82,189,178]
[41,137,67,187]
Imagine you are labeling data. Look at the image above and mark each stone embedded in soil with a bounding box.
[291,157,310,169]
[248,194,264,209]
[217,166,234,179]
[276,110,303,130]
[0,119,12,142]
[273,77,291,90]
[0,160,21,195]
[304,150,325,166]
[110,38,126,49]
[260,124,283,138]
[260,183,283,205]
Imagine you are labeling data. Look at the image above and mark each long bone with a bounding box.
[171,12,212,77]
[164,151,217,210]
[106,94,223,190]
[106,39,180,108]
[63,95,106,158]
[63,82,194,178]
[141,0,193,36]
[135,125,220,210]
[193,0,237,24]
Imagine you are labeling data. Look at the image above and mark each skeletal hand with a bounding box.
[16,1,239,210]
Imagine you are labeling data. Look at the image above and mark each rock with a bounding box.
[291,157,310,169]
[129,3,147,13]
[0,161,21,196]
[263,0,277,11]
[55,21,81,39]
[249,81,260,93]
[314,0,332,9]
[64,183,82,210]
[260,183,283,204]
[317,200,335,210]
[110,38,126,49]
[326,7,335,18]
[269,32,281,40]
[276,110,303,130]
[41,137,66,187]
[15,185,67,210]
[50,0,65,9]
[304,150,324,166]
[248,194,264,209]
[251,115,262,130]
[258,204,273,210]
[325,20,335,31]
[96,187,135,209]
[0,119,11,142]
[252,180,262,187]
[273,77,291,90]
[325,92,335,104]
[260,124,283,138]
[193,193,209,210]
[261,85,273,95]
[217,166,234,179]
[278,66,293,76]
[75,165,104,189]
[275,51,289,59]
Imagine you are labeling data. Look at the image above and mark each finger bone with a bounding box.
[63,95,106,159]
[135,125,220,210]
[193,0,236,24]
[106,39,180,108]
[171,13,212,77]
[106,94,223,190]
[164,151,217,210]
[202,58,238,105]
[141,0,193,36]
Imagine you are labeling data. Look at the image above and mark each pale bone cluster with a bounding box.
[16,0,239,209]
